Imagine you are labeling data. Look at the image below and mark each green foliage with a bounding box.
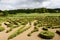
[0,27,5,32]
[38,31,55,39]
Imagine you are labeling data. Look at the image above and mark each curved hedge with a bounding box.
[38,31,55,39]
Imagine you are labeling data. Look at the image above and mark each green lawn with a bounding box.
[8,13,60,17]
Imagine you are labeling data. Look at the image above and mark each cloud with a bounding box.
[46,0,60,8]
[0,0,60,10]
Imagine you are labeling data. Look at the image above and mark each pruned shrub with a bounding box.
[42,27,48,31]
[6,28,12,33]
[56,30,60,35]
[38,31,55,39]
[12,21,18,25]
[34,22,38,26]
[4,22,12,27]
[0,27,5,32]
[36,24,41,27]
[4,22,10,25]
[12,25,18,28]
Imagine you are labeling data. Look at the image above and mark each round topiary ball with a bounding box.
[38,31,55,39]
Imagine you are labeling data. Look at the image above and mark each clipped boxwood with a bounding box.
[38,31,55,39]
[0,27,5,32]
[56,30,60,35]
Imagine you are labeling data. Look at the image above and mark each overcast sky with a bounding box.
[0,0,60,10]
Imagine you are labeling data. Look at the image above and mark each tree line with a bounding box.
[0,8,60,16]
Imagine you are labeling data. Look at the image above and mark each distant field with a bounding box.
[8,13,60,17]
[0,13,60,22]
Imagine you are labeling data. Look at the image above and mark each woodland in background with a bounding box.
[0,8,60,16]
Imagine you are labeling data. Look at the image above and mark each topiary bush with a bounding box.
[0,27,5,32]
[38,31,55,39]
[56,30,60,35]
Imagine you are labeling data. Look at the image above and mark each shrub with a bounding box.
[12,25,18,28]
[6,28,12,33]
[38,31,55,39]
[4,22,10,25]
[42,27,48,31]
[56,30,60,35]
[12,21,18,25]
[21,22,28,25]
[0,27,5,32]
[36,24,41,27]
[27,27,38,36]
[4,22,12,27]
[34,22,38,26]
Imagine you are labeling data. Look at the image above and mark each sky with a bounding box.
[0,0,60,10]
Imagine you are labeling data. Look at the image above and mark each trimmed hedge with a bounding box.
[38,31,55,39]
[0,27,5,32]
[27,27,38,36]
[8,26,30,39]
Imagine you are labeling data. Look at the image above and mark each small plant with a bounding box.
[42,27,48,31]
[4,22,10,25]
[0,27,5,32]
[34,22,38,26]
[36,24,41,27]
[38,31,55,39]
[6,28,12,33]
[56,30,60,35]
[12,21,18,25]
